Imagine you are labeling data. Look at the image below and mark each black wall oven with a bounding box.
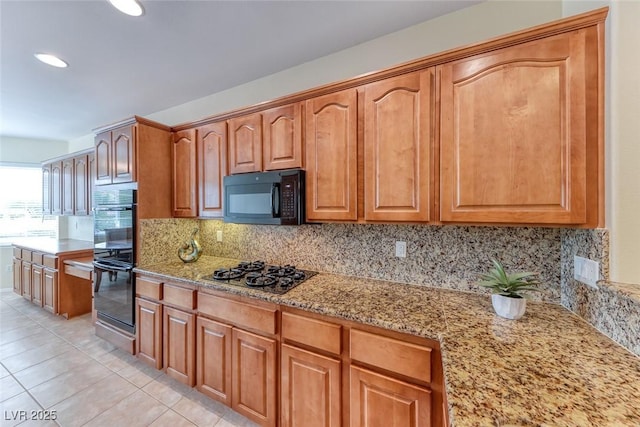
[93,184,136,334]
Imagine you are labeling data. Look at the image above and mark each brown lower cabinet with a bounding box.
[136,297,163,369]
[281,344,341,427]
[163,306,195,386]
[135,275,445,427]
[42,268,58,314]
[350,366,431,427]
[32,264,44,307]
[196,317,233,405]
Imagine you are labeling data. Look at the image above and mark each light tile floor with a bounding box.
[0,289,258,427]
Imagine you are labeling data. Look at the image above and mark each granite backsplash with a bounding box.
[139,219,562,302]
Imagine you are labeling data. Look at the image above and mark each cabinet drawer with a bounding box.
[43,255,58,269]
[282,312,341,355]
[163,283,196,310]
[21,250,32,262]
[13,247,22,258]
[32,252,44,265]
[64,265,92,281]
[198,293,276,335]
[350,329,432,383]
[137,276,163,300]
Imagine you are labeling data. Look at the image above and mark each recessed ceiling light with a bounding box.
[109,0,144,17]
[34,53,68,68]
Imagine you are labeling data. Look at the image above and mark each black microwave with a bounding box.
[223,169,305,225]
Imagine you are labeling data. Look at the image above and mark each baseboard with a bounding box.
[95,320,136,354]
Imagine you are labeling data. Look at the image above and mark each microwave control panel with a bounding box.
[281,175,297,221]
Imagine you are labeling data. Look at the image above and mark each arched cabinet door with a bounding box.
[439,26,600,225]
[112,126,135,184]
[363,69,434,222]
[228,113,262,174]
[263,103,303,171]
[172,129,197,218]
[305,89,358,221]
[197,122,227,218]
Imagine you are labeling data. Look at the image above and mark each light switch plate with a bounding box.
[395,241,407,258]
[216,230,223,242]
[574,255,599,288]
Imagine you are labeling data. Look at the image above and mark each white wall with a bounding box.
[0,135,68,164]
[143,0,562,127]
[562,0,640,284]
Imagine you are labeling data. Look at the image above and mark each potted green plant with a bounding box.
[478,259,540,320]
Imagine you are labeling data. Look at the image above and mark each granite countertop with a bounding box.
[12,238,94,256]
[135,256,640,427]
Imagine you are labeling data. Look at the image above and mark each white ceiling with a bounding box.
[1,0,481,141]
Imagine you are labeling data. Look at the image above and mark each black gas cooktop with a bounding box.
[212,261,317,294]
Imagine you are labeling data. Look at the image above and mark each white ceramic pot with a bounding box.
[491,294,526,320]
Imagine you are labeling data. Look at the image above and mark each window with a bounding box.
[0,164,58,245]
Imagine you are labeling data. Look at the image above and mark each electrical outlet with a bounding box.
[574,256,599,288]
[395,241,407,258]
[216,230,223,242]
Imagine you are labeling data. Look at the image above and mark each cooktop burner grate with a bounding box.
[212,261,317,294]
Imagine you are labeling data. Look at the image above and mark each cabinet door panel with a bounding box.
[281,344,341,427]
[197,122,227,218]
[440,29,594,224]
[350,366,431,427]
[88,152,95,212]
[62,159,74,215]
[21,262,32,301]
[112,125,135,184]
[43,269,58,314]
[42,164,52,215]
[136,298,162,369]
[229,114,262,174]
[305,89,358,221]
[73,154,89,216]
[232,328,276,427]
[50,161,62,215]
[95,131,112,185]
[32,265,44,307]
[12,258,21,295]
[163,306,195,386]
[196,316,232,405]
[263,103,303,171]
[364,70,432,222]
[172,129,198,217]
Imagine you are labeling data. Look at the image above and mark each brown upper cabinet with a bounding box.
[363,69,434,222]
[171,122,228,218]
[228,103,303,174]
[439,26,602,226]
[95,124,135,185]
[172,129,198,218]
[50,161,62,215]
[42,163,52,215]
[262,103,303,171]
[305,89,358,222]
[169,8,605,227]
[197,122,227,218]
[42,148,93,217]
[228,113,263,174]
[73,153,90,216]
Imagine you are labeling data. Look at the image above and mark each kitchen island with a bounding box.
[135,256,640,427]
[12,238,94,318]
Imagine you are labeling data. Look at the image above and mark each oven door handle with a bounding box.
[93,261,132,272]
[93,206,133,212]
